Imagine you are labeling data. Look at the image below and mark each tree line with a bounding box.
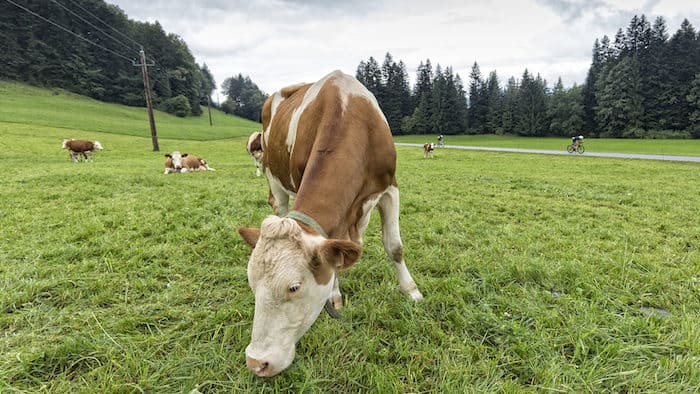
[583,16,700,138]
[1,0,215,117]
[356,15,699,138]
[3,3,698,137]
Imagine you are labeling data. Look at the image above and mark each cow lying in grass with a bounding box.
[164,151,215,174]
[62,139,103,162]
[246,131,264,177]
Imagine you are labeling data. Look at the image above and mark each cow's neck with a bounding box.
[286,210,328,238]
[291,151,367,240]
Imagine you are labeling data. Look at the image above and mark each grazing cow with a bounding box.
[62,139,103,162]
[238,70,423,377]
[423,143,434,158]
[246,131,264,176]
[164,151,215,174]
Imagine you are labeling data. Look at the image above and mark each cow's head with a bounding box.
[164,151,189,171]
[238,216,361,377]
[93,141,104,150]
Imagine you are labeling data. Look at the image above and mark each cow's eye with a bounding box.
[288,284,300,294]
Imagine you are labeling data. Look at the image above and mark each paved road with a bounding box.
[396,143,700,163]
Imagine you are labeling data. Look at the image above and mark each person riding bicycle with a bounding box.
[571,134,584,149]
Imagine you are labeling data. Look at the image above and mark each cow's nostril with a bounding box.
[246,356,270,376]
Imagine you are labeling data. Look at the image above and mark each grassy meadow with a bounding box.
[0,81,260,141]
[1,83,699,392]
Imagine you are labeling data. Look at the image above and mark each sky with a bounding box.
[108,0,699,100]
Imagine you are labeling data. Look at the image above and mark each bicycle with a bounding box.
[567,143,585,154]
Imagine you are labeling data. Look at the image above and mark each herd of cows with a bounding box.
[62,70,424,378]
[61,135,261,176]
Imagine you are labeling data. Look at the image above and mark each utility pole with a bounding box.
[133,48,159,151]
[206,95,213,126]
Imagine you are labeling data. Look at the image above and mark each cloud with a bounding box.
[108,0,699,96]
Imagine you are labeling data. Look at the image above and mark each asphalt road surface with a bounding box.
[396,143,700,163]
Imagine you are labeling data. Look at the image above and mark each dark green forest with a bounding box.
[2,2,698,138]
[357,15,700,138]
[1,0,216,117]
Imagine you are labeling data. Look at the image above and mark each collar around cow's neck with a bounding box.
[287,210,328,238]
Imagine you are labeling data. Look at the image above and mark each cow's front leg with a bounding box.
[266,175,290,216]
[378,185,423,301]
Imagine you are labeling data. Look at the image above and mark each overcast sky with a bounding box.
[109,0,699,100]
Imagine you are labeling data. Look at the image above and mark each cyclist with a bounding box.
[571,134,584,149]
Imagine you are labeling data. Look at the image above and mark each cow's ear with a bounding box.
[182,153,189,157]
[318,240,362,271]
[238,227,260,248]
[165,154,171,158]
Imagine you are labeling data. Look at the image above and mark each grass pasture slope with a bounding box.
[1,83,700,392]
[0,81,260,141]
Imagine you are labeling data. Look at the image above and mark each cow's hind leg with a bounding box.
[377,185,423,301]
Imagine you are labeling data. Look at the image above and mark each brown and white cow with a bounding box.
[238,70,423,377]
[246,131,264,176]
[62,139,103,162]
[423,142,434,158]
[164,151,215,174]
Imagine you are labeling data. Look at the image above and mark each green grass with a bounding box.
[0,80,261,141]
[1,85,699,392]
[395,134,700,157]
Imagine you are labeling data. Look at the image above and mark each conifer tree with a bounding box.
[595,57,643,136]
[665,19,699,130]
[501,77,519,134]
[484,71,502,133]
[467,62,486,133]
[688,73,700,135]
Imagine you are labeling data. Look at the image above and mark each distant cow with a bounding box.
[423,143,434,158]
[246,131,264,176]
[62,139,103,162]
[238,70,423,377]
[164,151,215,174]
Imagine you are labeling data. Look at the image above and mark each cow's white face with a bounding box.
[93,141,103,150]
[239,216,361,377]
[165,151,188,170]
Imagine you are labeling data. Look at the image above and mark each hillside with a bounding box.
[0,80,261,141]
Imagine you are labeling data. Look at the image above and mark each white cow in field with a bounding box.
[62,139,103,162]
[164,151,215,174]
[246,131,264,176]
[238,70,422,377]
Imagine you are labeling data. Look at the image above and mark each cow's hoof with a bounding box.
[409,289,423,301]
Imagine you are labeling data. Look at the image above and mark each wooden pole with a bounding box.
[138,48,159,151]
[207,95,213,126]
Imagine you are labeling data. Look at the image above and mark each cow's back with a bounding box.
[262,71,395,195]
[66,140,94,152]
[183,155,204,169]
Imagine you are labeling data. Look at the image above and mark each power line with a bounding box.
[49,0,137,53]
[3,0,136,63]
[64,0,144,50]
